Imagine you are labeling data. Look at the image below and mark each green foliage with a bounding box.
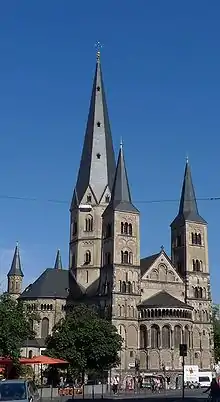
[45,304,122,376]
[0,294,37,362]
[213,307,220,362]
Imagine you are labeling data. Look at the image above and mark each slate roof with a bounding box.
[104,144,138,214]
[139,290,193,309]
[171,160,206,226]
[72,51,116,207]
[19,268,70,300]
[140,253,160,276]
[7,245,24,277]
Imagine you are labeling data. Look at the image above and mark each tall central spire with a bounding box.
[72,50,116,207]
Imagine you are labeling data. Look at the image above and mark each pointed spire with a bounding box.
[72,51,116,208]
[171,160,206,226]
[7,243,24,277]
[54,249,62,270]
[105,143,138,213]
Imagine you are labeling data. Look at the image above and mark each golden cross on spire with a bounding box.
[95,41,103,62]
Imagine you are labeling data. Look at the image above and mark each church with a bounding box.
[5,50,214,381]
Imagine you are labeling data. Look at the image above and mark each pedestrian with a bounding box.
[203,378,220,402]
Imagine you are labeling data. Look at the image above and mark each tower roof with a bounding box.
[7,244,24,277]
[54,249,62,270]
[104,143,138,214]
[171,160,206,226]
[72,51,116,207]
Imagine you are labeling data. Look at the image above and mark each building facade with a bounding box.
[6,50,214,382]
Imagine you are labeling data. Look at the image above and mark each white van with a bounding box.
[198,372,212,388]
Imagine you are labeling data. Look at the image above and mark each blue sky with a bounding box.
[0,1,219,301]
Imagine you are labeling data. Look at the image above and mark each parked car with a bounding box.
[0,379,39,402]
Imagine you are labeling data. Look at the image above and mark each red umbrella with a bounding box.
[30,355,68,365]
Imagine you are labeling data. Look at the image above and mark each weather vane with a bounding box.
[95,41,103,61]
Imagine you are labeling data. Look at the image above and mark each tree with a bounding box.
[45,304,123,378]
[213,307,220,362]
[0,294,36,362]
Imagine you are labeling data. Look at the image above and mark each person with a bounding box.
[112,377,119,395]
[203,378,220,401]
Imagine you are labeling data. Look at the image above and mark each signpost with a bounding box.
[179,344,187,399]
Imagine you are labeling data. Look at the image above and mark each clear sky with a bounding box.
[0,0,219,301]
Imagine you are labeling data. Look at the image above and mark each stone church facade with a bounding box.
[6,50,214,379]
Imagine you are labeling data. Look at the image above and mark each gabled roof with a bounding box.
[72,51,116,207]
[7,245,23,277]
[139,290,193,309]
[171,160,206,226]
[140,253,160,276]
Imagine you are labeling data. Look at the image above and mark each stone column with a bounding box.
[147,327,151,349]
[171,327,174,349]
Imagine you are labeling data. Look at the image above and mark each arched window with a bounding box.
[128,224,132,236]
[121,250,132,264]
[192,232,202,245]
[124,222,128,234]
[28,350,33,359]
[162,326,170,348]
[86,270,89,283]
[119,280,122,292]
[195,287,203,298]
[197,233,202,245]
[84,250,91,264]
[195,260,200,271]
[122,251,128,264]
[174,325,182,348]
[183,326,190,347]
[140,325,148,349]
[127,281,132,293]
[15,281,19,291]
[151,325,159,349]
[85,216,93,232]
[41,317,49,339]
[121,281,126,293]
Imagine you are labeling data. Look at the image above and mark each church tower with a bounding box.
[7,243,23,298]
[102,143,141,374]
[170,160,213,369]
[69,50,116,289]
